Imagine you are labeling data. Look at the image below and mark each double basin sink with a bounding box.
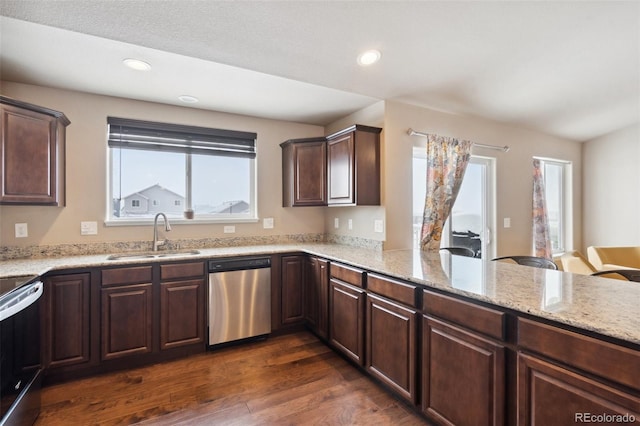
[106,249,201,260]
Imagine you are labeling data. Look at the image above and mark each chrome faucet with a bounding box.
[152,213,171,251]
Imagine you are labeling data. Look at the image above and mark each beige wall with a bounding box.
[0,82,326,247]
[583,123,640,248]
[382,101,583,253]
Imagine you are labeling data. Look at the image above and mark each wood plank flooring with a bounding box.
[36,332,431,425]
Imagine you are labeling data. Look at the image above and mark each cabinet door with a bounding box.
[423,316,505,426]
[327,133,354,205]
[293,141,327,206]
[281,255,305,325]
[517,353,640,425]
[160,279,205,350]
[0,103,64,205]
[304,257,329,339]
[329,278,365,365]
[366,293,418,404]
[101,284,153,360]
[43,273,90,368]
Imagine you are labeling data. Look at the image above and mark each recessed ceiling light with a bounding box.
[123,58,151,71]
[178,95,199,103]
[357,49,381,66]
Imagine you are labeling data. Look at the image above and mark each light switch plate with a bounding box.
[503,217,511,228]
[224,225,236,233]
[263,218,274,229]
[81,221,98,235]
[348,219,353,230]
[334,218,339,229]
[374,219,384,233]
[15,223,28,238]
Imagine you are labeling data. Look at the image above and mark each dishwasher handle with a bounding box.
[208,257,271,272]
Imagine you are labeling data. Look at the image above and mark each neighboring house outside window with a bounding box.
[108,117,257,223]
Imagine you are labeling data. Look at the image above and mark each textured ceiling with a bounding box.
[1,0,639,141]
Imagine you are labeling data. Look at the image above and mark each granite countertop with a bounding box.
[1,243,639,345]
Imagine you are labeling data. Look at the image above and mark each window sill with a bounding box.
[104,217,259,227]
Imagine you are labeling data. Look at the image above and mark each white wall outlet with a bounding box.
[15,223,28,238]
[348,219,353,230]
[224,225,236,234]
[80,221,98,235]
[503,217,511,228]
[374,219,384,233]
[334,218,339,229]
[263,217,274,229]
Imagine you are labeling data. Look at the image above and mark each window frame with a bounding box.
[534,157,573,255]
[105,118,258,226]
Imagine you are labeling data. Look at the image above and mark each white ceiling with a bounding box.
[1,1,639,142]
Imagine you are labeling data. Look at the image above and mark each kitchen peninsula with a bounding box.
[1,243,639,425]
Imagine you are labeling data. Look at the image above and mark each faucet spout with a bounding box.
[153,213,171,251]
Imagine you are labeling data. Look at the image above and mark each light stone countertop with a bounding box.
[1,243,639,346]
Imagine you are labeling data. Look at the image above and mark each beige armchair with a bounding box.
[586,246,640,271]
[560,251,597,275]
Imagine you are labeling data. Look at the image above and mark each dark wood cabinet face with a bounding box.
[517,353,640,426]
[0,100,68,205]
[101,284,153,360]
[43,273,91,368]
[422,316,505,426]
[366,294,418,404]
[329,278,365,365]
[281,139,327,207]
[160,279,205,350]
[281,255,305,325]
[327,133,354,204]
[304,257,329,339]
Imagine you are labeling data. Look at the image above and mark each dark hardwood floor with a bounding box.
[36,332,430,425]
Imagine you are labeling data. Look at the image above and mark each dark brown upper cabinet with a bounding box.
[281,137,327,207]
[327,125,381,206]
[0,96,70,206]
[281,125,381,207]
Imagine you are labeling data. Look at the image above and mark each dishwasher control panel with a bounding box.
[208,257,271,272]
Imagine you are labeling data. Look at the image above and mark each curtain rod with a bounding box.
[407,129,510,152]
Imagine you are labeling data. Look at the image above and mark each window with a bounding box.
[536,158,572,254]
[107,117,257,223]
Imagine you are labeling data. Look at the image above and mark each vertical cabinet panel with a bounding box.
[281,255,305,325]
[366,294,418,404]
[327,133,354,204]
[160,279,205,350]
[329,278,365,365]
[423,316,505,426]
[101,284,153,360]
[43,273,91,368]
[304,257,329,339]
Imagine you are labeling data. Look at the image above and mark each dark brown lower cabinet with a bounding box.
[366,293,417,404]
[281,255,305,325]
[304,256,329,339]
[517,352,640,425]
[329,278,365,365]
[422,316,505,426]
[43,273,91,368]
[101,283,153,360]
[160,279,205,350]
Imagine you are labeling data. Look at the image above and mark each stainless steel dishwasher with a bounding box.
[208,257,271,346]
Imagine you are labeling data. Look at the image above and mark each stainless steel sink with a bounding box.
[106,249,200,260]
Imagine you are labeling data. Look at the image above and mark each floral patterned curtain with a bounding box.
[420,134,473,251]
[532,159,552,259]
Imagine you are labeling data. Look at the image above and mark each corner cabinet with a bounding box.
[0,96,70,205]
[281,137,327,207]
[327,125,381,206]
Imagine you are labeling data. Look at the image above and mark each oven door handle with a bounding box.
[0,281,43,322]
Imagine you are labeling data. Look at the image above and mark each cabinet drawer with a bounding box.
[160,261,204,281]
[102,266,152,287]
[518,318,640,391]
[368,273,417,308]
[330,262,364,288]
[423,290,505,340]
